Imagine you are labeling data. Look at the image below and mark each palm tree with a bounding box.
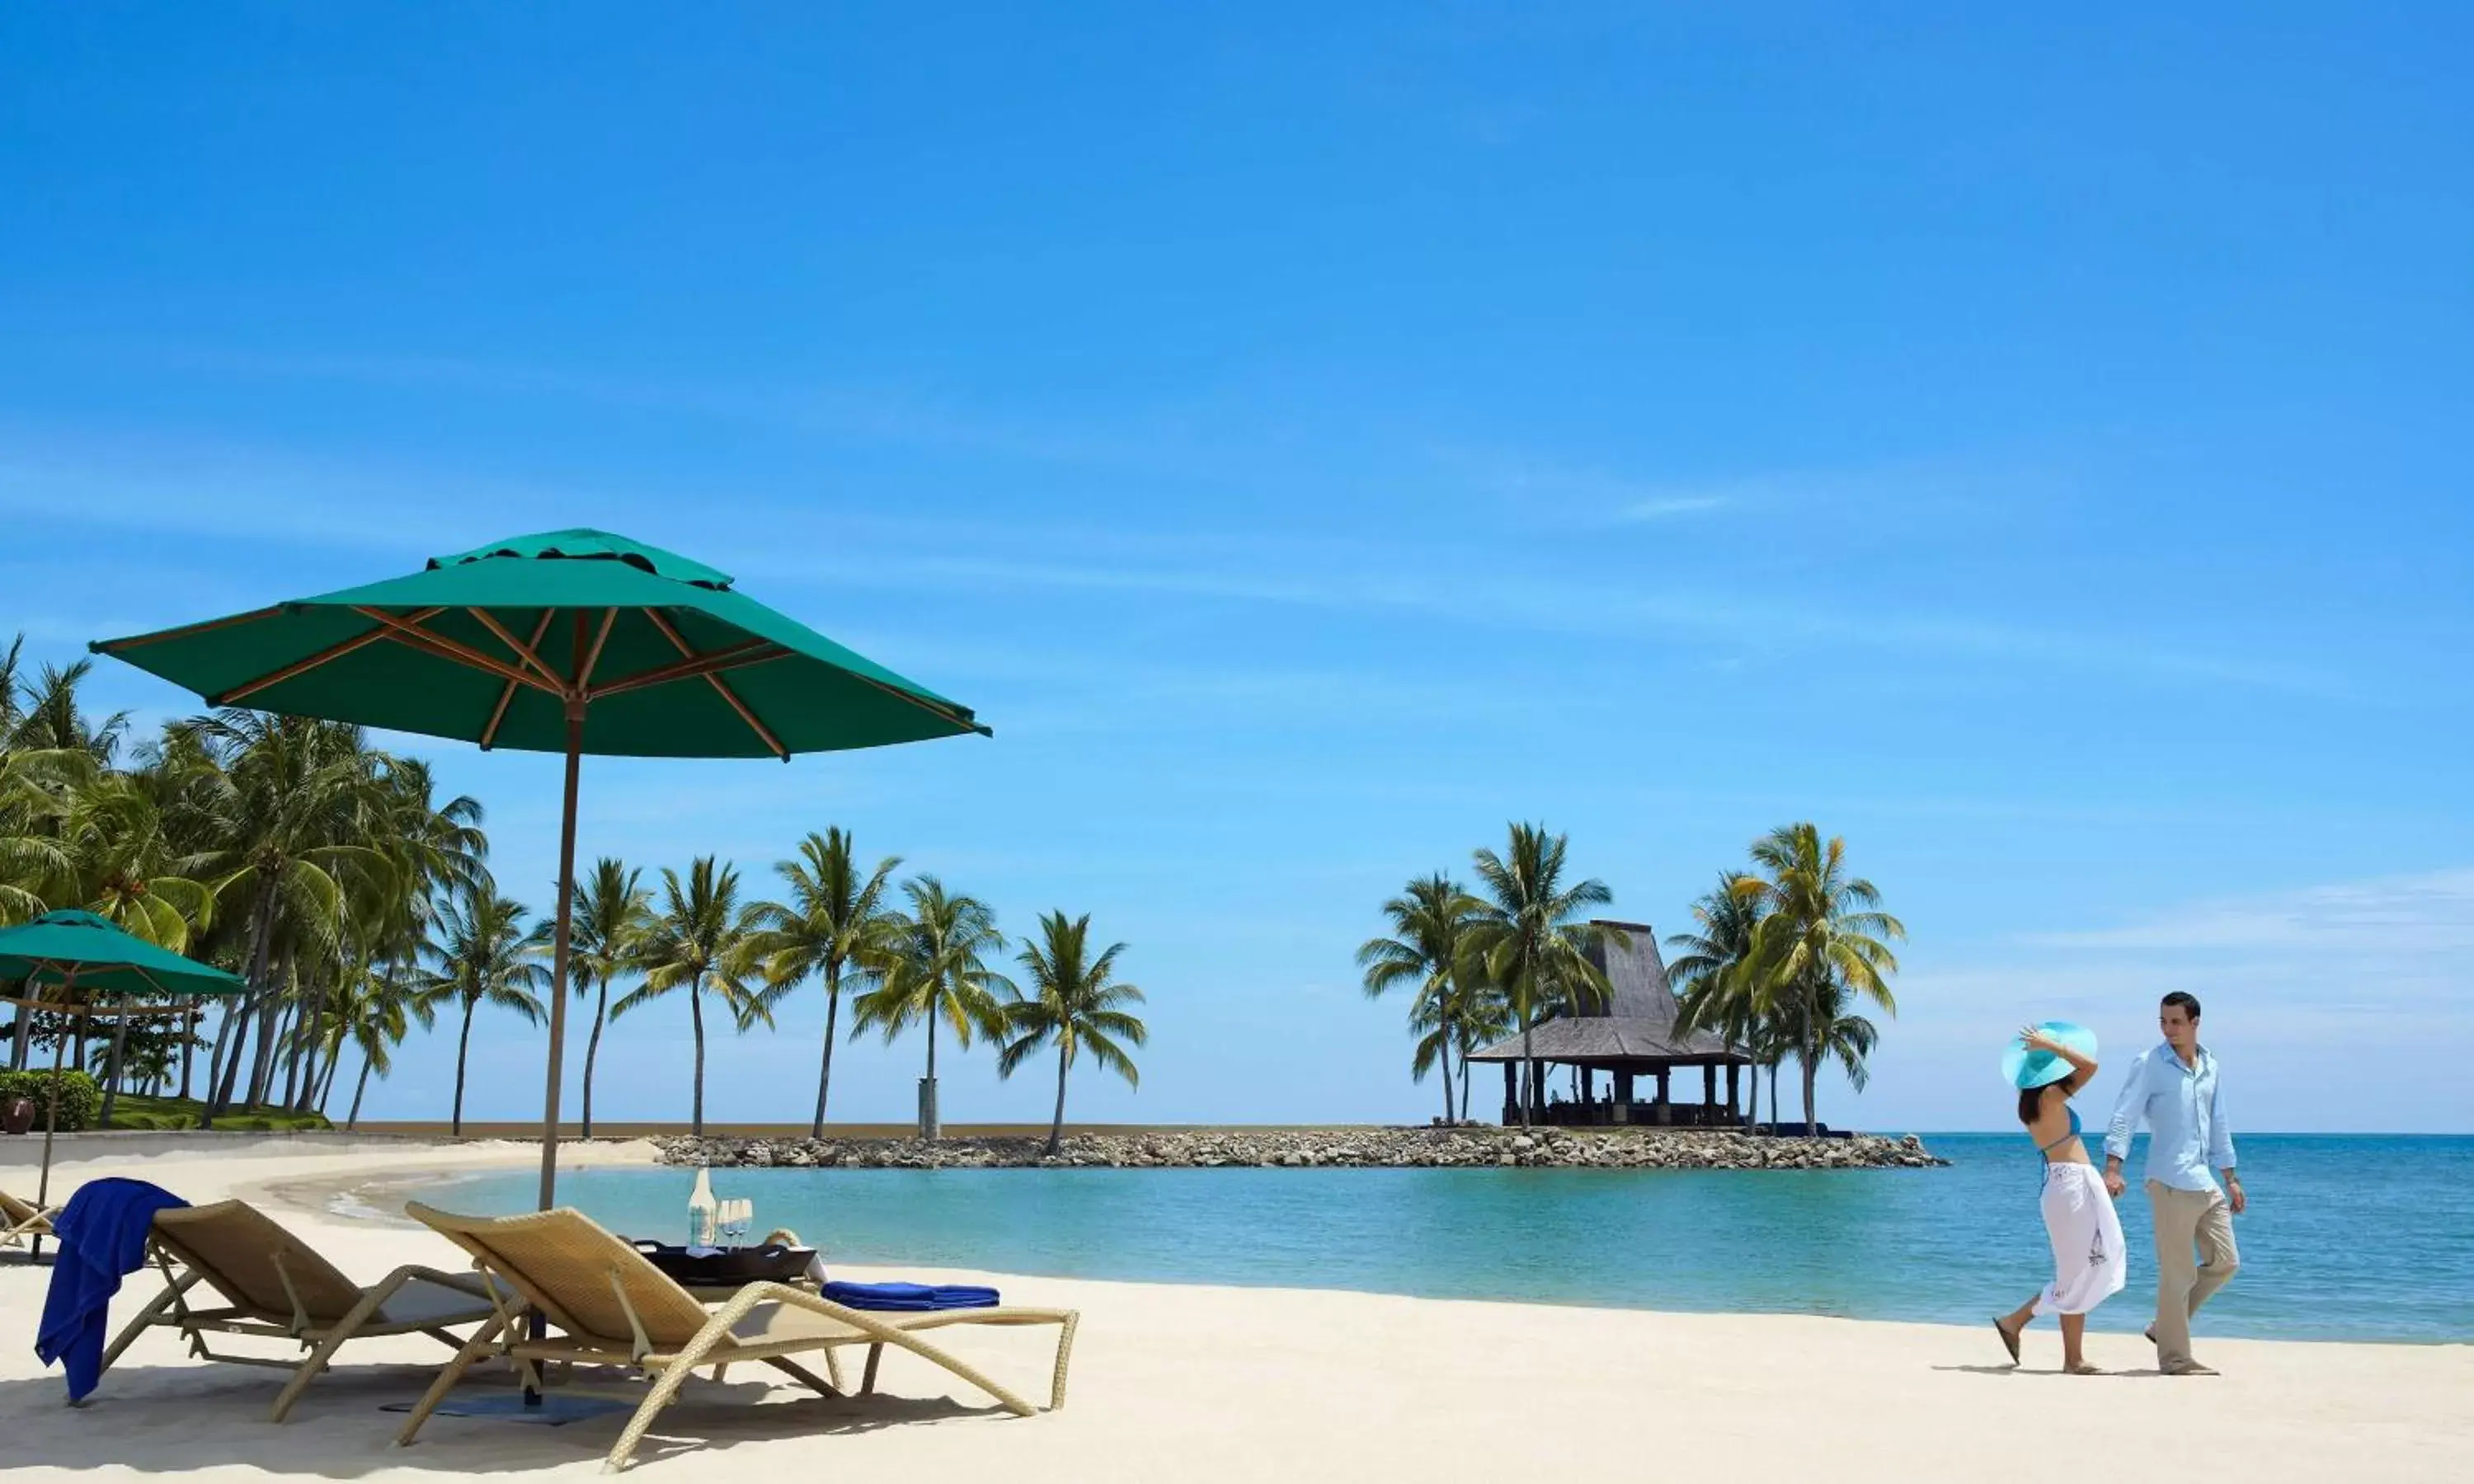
[172,711,393,1116]
[1466,823,1616,1127]
[1802,978,1880,1099]
[615,857,769,1138]
[997,911,1145,1155]
[9,658,130,765]
[326,963,435,1129]
[747,829,903,1139]
[1667,871,1767,1125]
[1357,872,1484,1123]
[854,876,1009,1140]
[571,857,650,1139]
[1743,823,1904,1135]
[413,873,548,1137]
[58,773,216,1123]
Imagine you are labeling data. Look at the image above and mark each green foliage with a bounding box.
[1465,822,1616,1126]
[0,1068,102,1130]
[1,631,1150,1135]
[104,1094,332,1132]
[999,910,1145,1153]
[1358,872,1489,1123]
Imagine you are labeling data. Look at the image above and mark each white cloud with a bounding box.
[2022,868,2474,956]
[1620,495,1730,520]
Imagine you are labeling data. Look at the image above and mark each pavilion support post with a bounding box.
[1502,1062,1517,1125]
[1728,1063,1741,1122]
[1703,1064,1716,1106]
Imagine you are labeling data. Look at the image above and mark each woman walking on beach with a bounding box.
[1992,1022,2124,1374]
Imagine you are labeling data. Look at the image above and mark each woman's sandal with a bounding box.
[1992,1317,2022,1364]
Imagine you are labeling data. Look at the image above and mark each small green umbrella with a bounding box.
[94,528,990,1206]
[0,909,248,1251]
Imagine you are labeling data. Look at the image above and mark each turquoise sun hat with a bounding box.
[2002,1021,2099,1090]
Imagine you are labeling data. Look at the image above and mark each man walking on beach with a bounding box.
[2105,991,2242,1376]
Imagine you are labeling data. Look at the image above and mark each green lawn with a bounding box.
[108,1092,333,1133]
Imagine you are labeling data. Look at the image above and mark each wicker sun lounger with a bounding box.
[2,1188,59,1251]
[397,1200,1078,1472]
[96,1199,509,1421]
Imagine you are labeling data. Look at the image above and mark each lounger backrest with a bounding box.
[405,1201,713,1348]
[153,1200,368,1322]
[0,1190,40,1223]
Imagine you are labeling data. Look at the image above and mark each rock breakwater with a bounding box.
[654,1126,1945,1172]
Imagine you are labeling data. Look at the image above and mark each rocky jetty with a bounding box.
[653,1126,1945,1172]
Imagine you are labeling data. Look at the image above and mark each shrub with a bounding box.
[0,1068,104,1132]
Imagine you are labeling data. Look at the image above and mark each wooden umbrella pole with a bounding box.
[32,972,73,1261]
[536,702,584,1212]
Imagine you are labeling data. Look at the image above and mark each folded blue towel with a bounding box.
[36,1177,189,1401]
[821,1280,1000,1312]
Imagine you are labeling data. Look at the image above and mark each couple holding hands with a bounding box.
[1994,991,2243,1376]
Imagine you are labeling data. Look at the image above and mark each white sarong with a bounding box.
[2034,1162,2128,1317]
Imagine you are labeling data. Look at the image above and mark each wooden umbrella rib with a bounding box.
[468,608,571,690]
[637,608,790,758]
[208,608,445,707]
[578,608,618,690]
[843,669,987,735]
[352,608,556,692]
[480,610,560,750]
[584,637,786,701]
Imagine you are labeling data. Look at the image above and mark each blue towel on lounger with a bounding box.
[821,1280,999,1312]
[36,1178,189,1401]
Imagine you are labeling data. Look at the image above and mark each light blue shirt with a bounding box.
[2105,1042,2236,1194]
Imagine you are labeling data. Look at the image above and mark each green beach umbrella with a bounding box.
[92,528,990,1206]
[0,909,248,1249]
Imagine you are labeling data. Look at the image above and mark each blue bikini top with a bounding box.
[2038,1105,2082,1171]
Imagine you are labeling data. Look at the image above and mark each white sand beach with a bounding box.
[2,1139,2466,1483]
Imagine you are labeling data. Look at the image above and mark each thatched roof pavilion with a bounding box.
[1465,920,1750,1127]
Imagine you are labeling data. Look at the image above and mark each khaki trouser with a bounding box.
[2147,1180,2240,1367]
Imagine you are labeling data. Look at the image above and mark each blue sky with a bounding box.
[3,5,2467,1132]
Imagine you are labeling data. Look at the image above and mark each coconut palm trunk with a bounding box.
[811,962,842,1139]
[178,998,196,1100]
[1518,1013,1536,1128]
[223,880,281,1113]
[921,1012,939,1140]
[451,999,477,1137]
[99,999,131,1126]
[347,1054,374,1130]
[581,978,608,1139]
[1047,1041,1070,1156]
[689,979,708,1137]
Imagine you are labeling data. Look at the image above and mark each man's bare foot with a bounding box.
[2161,1358,2219,1377]
[2064,1361,2105,1376]
[1992,1317,2022,1364]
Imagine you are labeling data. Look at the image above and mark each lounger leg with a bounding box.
[395,1312,510,1448]
[606,1355,704,1472]
[860,1343,882,1397]
[822,1345,846,1394]
[270,1278,400,1424]
[1049,1313,1079,1411]
[764,1356,840,1397]
[97,1271,200,1379]
[864,1333,1040,1419]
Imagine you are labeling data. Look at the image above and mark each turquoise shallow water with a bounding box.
[428,1134,2474,1344]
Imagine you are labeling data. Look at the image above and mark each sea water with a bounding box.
[426,1134,2474,1343]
